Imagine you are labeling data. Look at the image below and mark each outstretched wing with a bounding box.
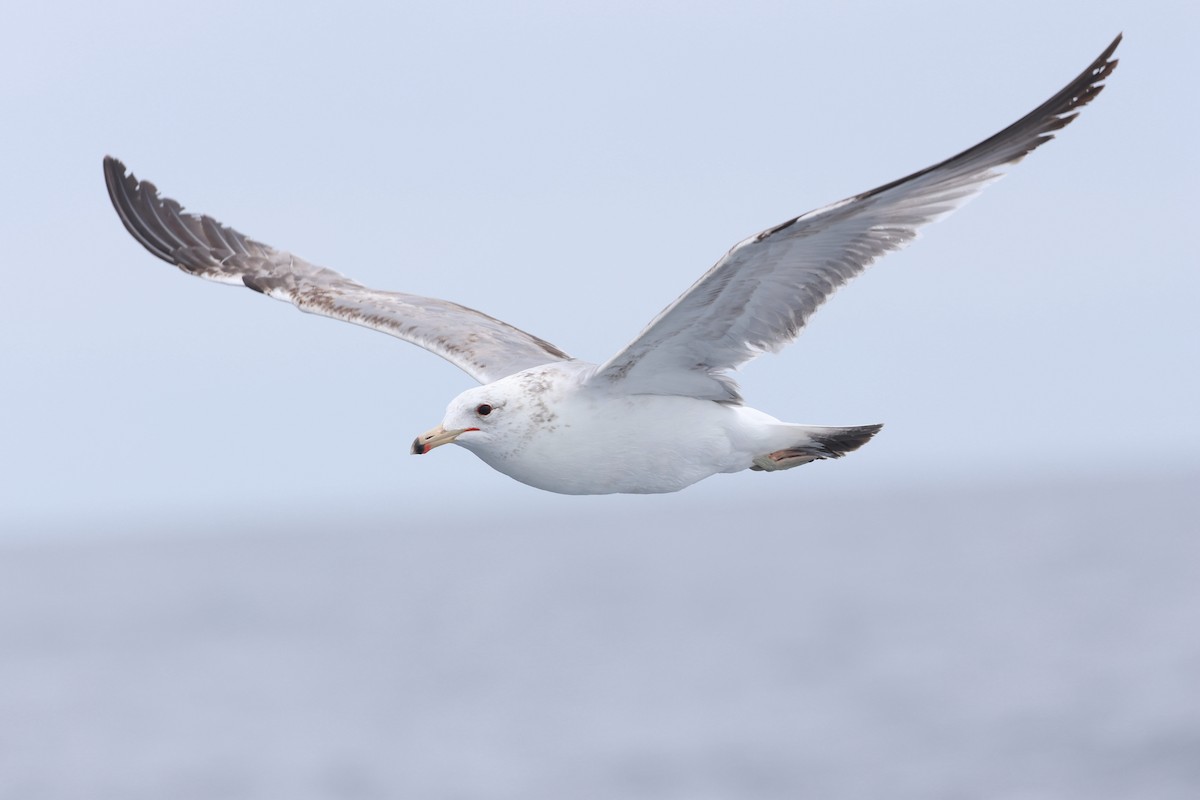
[590,35,1121,403]
[104,157,571,384]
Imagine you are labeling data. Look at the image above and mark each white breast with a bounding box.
[466,376,765,495]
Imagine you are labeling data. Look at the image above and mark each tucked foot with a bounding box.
[751,450,821,471]
[750,423,884,472]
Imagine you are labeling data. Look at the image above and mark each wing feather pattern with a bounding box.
[590,35,1121,402]
[104,157,571,384]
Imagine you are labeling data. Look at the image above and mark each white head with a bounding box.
[410,365,569,460]
[410,384,502,456]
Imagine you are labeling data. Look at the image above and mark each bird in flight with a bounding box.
[105,35,1120,495]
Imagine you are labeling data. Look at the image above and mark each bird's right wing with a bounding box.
[104,157,572,385]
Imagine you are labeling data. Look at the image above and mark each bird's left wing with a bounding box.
[588,35,1120,403]
[104,157,571,385]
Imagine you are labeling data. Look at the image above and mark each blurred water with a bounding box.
[1,471,1197,799]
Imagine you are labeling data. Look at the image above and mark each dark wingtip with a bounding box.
[850,34,1123,207]
[102,156,181,265]
[102,155,124,179]
[1104,32,1123,59]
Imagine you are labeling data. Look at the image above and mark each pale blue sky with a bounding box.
[1,1,1196,531]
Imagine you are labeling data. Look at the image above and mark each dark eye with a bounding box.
[475,403,493,417]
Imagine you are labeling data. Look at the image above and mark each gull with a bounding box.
[104,35,1120,495]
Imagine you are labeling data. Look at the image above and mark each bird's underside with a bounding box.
[103,34,1120,494]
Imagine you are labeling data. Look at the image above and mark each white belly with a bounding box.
[465,393,775,495]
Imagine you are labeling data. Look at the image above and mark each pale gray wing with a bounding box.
[104,157,571,384]
[590,35,1121,403]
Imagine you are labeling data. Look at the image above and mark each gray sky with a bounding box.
[1,0,1196,531]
